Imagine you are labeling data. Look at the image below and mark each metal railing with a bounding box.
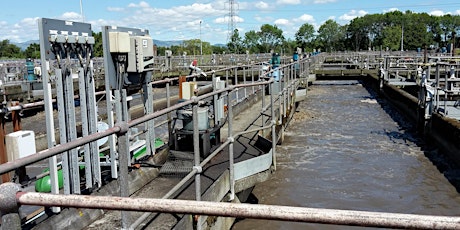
[1,55,460,229]
[0,56,306,228]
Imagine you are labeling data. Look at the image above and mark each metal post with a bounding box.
[0,116,10,182]
[234,67,239,103]
[226,70,229,89]
[261,79,265,135]
[78,67,93,189]
[11,102,21,132]
[37,18,60,211]
[118,89,131,229]
[270,82,276,170]
[166,80,172,140]
[107,89,118,179]
[55,68,71,195]
[86,60,101,188]
[243,66,247,99]
[145,83,155,157]
[192,97,202,230]
[212,73,219,126]
[251,65,255,94]
[64,56,80,195]
[227,91,235,201]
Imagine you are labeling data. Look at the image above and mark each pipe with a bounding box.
[15,192,460,230]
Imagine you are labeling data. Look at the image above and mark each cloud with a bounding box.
[313,0,336,4]
[274,18,290,26]
[60,12,83,21]
[255,15,274,23]
[276,0,301,5]
[383,8,399,13]
[214,16,244,24]
[255,1,270,10]
[339,10,367,21]
[294,14,315,23]
[107,7,124,12]
[430,10,447,16]
[128,1,150,8]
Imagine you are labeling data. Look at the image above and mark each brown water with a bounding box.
[232,80,460,229]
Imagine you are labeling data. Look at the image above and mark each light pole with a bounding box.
[200,20,203,63]
[80,0,85,22]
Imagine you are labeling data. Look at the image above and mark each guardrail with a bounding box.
[0,56,308,229]
[1,55,460,229]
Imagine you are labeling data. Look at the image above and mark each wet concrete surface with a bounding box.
[232,80,460,229]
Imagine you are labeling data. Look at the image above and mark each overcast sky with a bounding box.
[1,0,460,44]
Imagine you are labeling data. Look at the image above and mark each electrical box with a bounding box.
[109,32,130,53]
[182,82,197,100]
[127,35,154,72]
[6,130,36,161]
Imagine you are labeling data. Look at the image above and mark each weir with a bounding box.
[1,18,460,230]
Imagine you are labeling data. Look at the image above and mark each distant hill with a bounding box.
[13,40,39,50]
[153,39,184,47]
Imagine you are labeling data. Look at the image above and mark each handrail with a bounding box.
[6,189,459,230]
[0,57,309,229]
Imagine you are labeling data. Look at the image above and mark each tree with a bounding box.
[282,39,298,55]
[24,43,40,59]
[227,29,243,54]
[382,26,402,50]
[258,24,285,53]
[93,31,103,57]
[295,23,315,51]
[243,30,260,53]
[0,40,23,58]
[317,19,344,52]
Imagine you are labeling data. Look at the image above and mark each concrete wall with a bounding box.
[428,113,460,164]
[365,73,460,165]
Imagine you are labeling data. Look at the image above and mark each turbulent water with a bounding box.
[232,80,460,230]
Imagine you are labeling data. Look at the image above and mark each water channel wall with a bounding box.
[364,72,460,165]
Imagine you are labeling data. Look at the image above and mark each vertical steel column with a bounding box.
[86,60,101,187]
[243,66,247,99]
[166,81,172,141]
[64,65,80,194]
[40,32,59,211]
[192,98,202,230]
[55,69,72,194]
[78,67,93,189]
[283,67,287,118]
[261,80,266,136]
[435,64,440,109]
[122,91,131,166]
[227,91,235,201]
[251,65,255,95]
[212,73,219,126]
[0,116,9,182]
[145,82,155,157]
[234,67,239,103]
[118,89,131,229]
[11,102,21,131]
[107,89,118,179]
[226,70,229,89]
[287,65,291,112]
[270,82,277,170]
